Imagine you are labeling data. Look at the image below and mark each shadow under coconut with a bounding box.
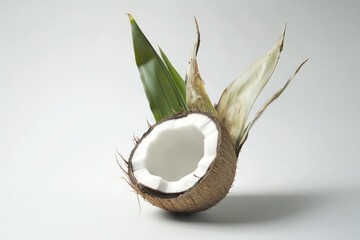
[157,191,333,224]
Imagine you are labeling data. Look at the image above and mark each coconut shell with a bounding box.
[127,111,238,213]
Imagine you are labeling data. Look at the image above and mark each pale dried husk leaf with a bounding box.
[240,59,308,146]
[216,29,285,152]
[186,18,218,117]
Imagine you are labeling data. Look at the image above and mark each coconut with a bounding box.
[125,111,237,213]
[124,15,307,214]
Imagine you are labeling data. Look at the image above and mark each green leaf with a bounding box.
[159,48,186,101]
[128,14,187,122]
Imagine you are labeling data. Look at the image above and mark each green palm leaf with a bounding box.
[128,15,187,122]
[159,47,186,99]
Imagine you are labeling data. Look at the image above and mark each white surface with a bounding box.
[1,0,359,239]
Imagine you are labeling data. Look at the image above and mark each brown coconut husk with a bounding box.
[125,111,238,213]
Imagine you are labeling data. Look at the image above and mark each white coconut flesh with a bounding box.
[131,113,219,194]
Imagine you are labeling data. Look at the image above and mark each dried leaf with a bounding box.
[240,59,308,149]
[216,28,286,150]
[185,18,218,117]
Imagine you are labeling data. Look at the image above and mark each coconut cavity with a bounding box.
[127,111,238,213]
[144,125,205,182]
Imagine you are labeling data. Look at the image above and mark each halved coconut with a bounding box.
[126,111,237,213]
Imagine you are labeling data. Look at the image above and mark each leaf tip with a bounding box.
[295,58,309,74]
[127,13,135,22]
[194,16,199,28]
[193,17,200,57]
[280,24,286,52]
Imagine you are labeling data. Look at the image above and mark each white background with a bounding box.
[1,0,359,239]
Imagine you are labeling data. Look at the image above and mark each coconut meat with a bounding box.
[131,113,218,193]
